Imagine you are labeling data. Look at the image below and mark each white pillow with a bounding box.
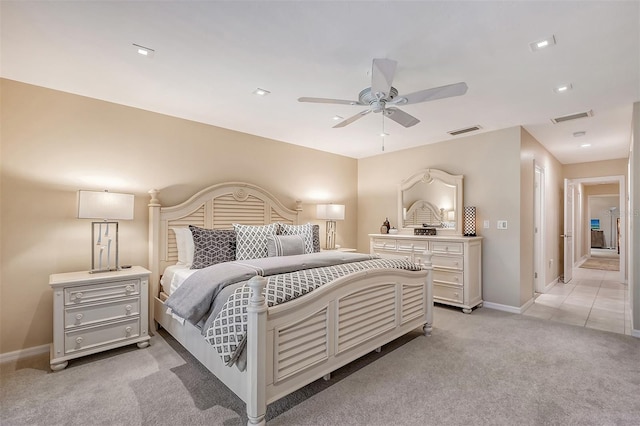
[171,227,194,267]
[279,223,314,254]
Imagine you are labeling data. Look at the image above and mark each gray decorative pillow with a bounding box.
[279,223,314,254]
[311,224,320,252]
[266,235,306,257]
[189,226,236,269]
[233,223,279,260]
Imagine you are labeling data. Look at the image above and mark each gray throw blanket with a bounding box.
[165,252,377,331]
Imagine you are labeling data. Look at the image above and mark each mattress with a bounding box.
[160,264,197,296]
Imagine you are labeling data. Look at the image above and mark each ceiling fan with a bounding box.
[298,58,468,129]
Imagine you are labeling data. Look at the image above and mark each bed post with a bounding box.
[148,189,161,332]
[246,276,268,426]
[422,250,434,336]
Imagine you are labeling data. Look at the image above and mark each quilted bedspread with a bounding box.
[204,257,422,367]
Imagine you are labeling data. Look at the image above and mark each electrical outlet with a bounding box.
[497,220,508,230]
[483,220,490,229]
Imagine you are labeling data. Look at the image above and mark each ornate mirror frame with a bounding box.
[397,168,464,236]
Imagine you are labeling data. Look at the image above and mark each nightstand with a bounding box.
[49,266,151,371]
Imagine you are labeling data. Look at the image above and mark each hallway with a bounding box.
[523,254,631,335]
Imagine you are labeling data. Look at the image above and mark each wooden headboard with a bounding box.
[148,182,301,320]
[404,200,442,227]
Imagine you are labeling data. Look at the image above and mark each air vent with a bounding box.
[551,110,593,124]
[448,125,482,136]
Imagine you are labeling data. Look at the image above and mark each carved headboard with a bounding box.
[148,182,301,318]
[404,200,442,227]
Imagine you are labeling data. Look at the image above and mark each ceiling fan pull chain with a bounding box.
[381,113,385,151]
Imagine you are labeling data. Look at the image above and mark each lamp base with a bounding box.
[90,221,120,273]
[325,220,337,250]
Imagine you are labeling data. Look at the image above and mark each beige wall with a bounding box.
[358,126,525,308]
[0,79,358,354]
[520,128,564,303]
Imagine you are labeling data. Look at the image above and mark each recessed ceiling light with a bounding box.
[253,88,270,96]
[333,115,343,121]
[380,132,389,137]
[573,131,586,137]
[133,43,155,57]
[580,143,591,148]
[529,35,556,52]
[554,83,573,93]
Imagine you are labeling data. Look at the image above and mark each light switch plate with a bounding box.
[483,220,490,229]
[497,220,508,230]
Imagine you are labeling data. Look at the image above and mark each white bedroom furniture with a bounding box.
[388,167,483,313]
[148,182,433,425]
[370,234,482,313]
[49,266,150,371]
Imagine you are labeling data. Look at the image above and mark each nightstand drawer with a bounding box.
[433,269,463,286]
[64,297,140,329]
[434,283,463,303]
[432,255,463,270]
[64,279,139,305]
[430,241,463,254]
[64,317,140,354]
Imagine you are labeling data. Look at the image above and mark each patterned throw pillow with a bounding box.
[266,235,306,257]
[279,223,314,254]
[233,223,279,260]
[189,226,237,269]
[311,224,320,253]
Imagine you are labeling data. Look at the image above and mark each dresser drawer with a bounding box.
[374,251,411,261]
[372,239,397,251]
[64,297,140,329]
[432,255,463,270]
[64,317,140,355]
[434,283,463,303]
[433,269,463,286]
[64,279,140,305]
[430,241,463,255]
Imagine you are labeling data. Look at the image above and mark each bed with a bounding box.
[148,182,433,425]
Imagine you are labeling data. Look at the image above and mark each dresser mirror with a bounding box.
[397,168,463,236]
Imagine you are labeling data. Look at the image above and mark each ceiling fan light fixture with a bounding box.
[133,43,155,57]
[529,35,556,52]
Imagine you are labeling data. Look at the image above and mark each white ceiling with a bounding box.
[2,1,638,163]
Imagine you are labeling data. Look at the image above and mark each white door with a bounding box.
[563,179,574,283]
[534,166,545,293]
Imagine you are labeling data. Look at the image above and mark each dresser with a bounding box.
[49,266,151,371]
[370,234,482,313]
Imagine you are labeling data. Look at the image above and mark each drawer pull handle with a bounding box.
[125,304,132,312]
[75,313,84,321]
[125,285,134,293]
[125,326,132,335]
[75,337,83,345]
[75,292,83,300]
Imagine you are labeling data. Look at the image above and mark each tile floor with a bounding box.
[523,250,632,335]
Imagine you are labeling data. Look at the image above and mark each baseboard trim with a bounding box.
[0,344,50,363]
[482,301,524,314]
[542,278,558,293]
[632,329,640,339]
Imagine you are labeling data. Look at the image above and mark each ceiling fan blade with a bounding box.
[384,107,420,128]
[298,97,360,105]
[394,82,468,105]
[371,58,397,99]
[333,109,372,128]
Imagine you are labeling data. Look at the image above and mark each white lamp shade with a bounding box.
[78,190,134,220]
[316,204,345,220]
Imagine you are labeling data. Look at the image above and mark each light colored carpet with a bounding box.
[580,257,620,271]
[1,307,639,425]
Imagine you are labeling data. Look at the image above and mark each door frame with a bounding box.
[534,164,546,293]
[565,175,626,284]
